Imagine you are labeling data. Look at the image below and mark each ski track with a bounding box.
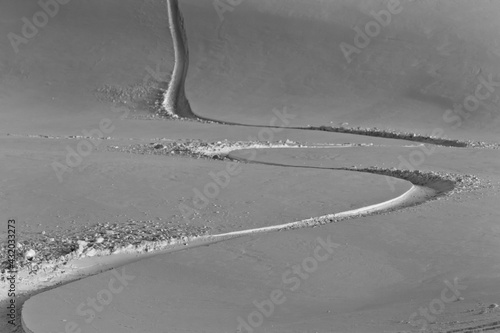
[7,1,498,332]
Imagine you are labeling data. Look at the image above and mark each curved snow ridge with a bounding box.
[19,181,433,333]
[227,149,484,196]
[14,145,484,333]
[3,143,465,303]
[204,184,435,240]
